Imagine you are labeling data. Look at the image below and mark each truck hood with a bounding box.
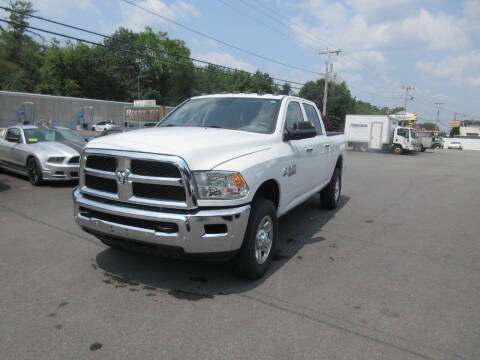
[85,127,272,170]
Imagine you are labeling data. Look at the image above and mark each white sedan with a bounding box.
[91,121,118,132]
[448,141,463,150]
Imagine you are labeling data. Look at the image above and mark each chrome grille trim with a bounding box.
[79,148,197,209]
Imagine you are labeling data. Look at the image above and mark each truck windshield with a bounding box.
[159,97,281,134]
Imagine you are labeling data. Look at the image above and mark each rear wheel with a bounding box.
[420,144,425,152]
[27,158,43,186]
[321,167,341,210]
[91,127,96,131]
[233,198,278,280]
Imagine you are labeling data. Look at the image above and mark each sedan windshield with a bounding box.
[23,128,84,144]
[160,97,281,134]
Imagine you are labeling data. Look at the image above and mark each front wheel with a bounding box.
[27,158,43,186]
[321,167,341,210]
[393,145,403,154]
[233,198,278,280]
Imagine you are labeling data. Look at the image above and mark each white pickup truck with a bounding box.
[73,94,346,279]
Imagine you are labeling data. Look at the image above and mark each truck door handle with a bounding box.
[306,147,314,153]
[325,144,330,148]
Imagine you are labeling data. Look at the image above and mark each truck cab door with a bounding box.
[302,102,331,186]
[281,100,315,205]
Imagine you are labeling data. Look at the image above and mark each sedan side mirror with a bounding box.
[6,134,21,143]
[284,121,316,141]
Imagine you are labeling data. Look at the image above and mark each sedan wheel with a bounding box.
[27,158,42,186]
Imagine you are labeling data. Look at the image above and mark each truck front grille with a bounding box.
[86,155,117,172]
[80,150,196,209]
[85,174,118,193]
[131,159,181,178]
[132,183,186,201]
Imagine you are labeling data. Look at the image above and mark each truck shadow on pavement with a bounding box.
[94,195,350,299]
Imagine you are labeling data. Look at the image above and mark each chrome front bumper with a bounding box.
[73,188,251,254]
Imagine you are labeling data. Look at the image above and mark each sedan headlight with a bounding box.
[47,156,66,164]
[193,171,249,200]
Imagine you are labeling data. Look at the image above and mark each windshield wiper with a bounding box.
[204,125,224,129]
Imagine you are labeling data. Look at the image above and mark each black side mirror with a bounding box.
[6,134,21,143]
[284,121,316,141]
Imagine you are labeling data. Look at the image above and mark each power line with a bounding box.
[214,0,320,53]
[0,7,307,88]
[0,18,302,92]
[119,0,323,76]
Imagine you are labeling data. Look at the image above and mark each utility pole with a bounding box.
[319,48,341,118]
[402,86,415,113]
[434,102,444,131]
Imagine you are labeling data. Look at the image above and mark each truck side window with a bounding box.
[303,103,323,135]
[285,101,304,131]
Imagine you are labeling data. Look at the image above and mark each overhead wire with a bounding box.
[119,0,323,76]
[0,18,302,92]
[0,6,305,89]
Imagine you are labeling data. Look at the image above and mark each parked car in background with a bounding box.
[448,141,463,150]
[0,125,80,185]
[91,121,118,132]
[98,127,133,137]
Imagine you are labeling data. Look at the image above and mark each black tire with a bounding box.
[27,157,43,185]
[420,144,425,152]
[321,167,341,210]
[233,198,278,280]
[91,127,96,132]
[393,145,403,155]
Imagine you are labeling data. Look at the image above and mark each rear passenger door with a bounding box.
[302,102,331,186]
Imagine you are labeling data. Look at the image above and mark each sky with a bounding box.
[1,0,479,128]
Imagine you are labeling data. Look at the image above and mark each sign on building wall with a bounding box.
[133,99,156,107]
[124,106,161,127]
[448,121,460,127]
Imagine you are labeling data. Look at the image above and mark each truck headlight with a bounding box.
[47,156,66,164]
[193,171,249,200]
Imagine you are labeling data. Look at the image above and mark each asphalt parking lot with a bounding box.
[1,149,479,360]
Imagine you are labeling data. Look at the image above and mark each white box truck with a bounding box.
[344,115,418,154]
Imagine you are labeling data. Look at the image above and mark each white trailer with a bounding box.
[344,114,418,154]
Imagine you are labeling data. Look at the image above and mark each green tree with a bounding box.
[0,1,44,92]
[280,82,292,95]
[299,79,355,130]
[450,126,459,137]
[420,122,437,130]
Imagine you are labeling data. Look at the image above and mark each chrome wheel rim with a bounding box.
[334,176,340,203]
[255,216,273,264]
